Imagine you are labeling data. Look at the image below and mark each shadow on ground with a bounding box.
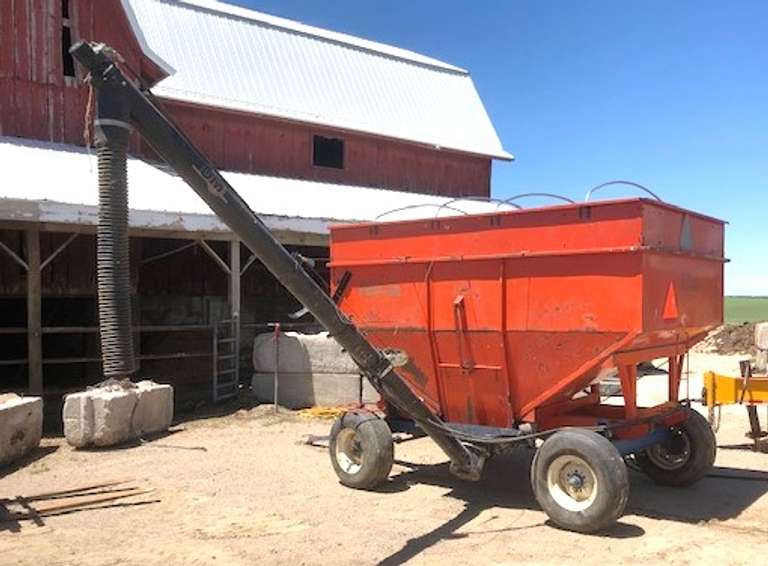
[628,464,768,523]
[373,448,768,565]
[0,445,58,481]
[172,393,263,426]
[70,428,209,454]
[375,451,642,565]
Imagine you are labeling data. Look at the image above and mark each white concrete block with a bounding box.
[0,394,43,466]
[251,372,378,409]
[756,350,768,373]
[253,331,358,374]
[756,322,768,350]
[91,389,139,447]
[63,380,174,448]
[132,380,174,436]
[63,392,95,448]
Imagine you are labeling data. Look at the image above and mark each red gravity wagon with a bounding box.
[70,42,724,535]
[328,197,724,532]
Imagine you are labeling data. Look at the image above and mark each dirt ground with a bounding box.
[3,353,768,565]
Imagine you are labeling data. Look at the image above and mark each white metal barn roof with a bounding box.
[0,137,509,240]
[121,0,512,160]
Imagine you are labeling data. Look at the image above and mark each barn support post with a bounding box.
[230,241,241,382]
[26,227,43,395]
[229,239,241,319]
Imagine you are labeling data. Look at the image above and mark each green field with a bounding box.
[725,296,768,323]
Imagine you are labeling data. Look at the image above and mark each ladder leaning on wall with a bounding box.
[212,317,239,402]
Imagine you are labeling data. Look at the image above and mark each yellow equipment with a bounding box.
[704,372,768,406]
[704,361,768,450]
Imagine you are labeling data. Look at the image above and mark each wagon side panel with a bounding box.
[641,253,724,334]
[503,253,643,418]
[332,262,443,413]
[429,261,513,426]
[639,203,725,336]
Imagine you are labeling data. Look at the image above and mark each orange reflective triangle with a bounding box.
[662,282,679,320]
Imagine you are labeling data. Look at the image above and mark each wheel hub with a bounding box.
[335,428,364,474]
[566,471,585,490]
[547,455,598,512]
[647,428,692,471]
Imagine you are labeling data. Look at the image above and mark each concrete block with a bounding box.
[63,380,174,448]
[756,350,768,373]
[251,372,379,409]
[253,331,358,374]
[63,392,95,448]
[756,322,768,350]
[133,380,173,436]
[0,394,43,466]
[91,388,139,447]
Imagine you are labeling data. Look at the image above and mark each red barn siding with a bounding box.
[160,102,490,196]
[0,0,491,197]
[0,0,146,145]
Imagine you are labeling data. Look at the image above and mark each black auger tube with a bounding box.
[94,98,136,377]
[70,41,483,480]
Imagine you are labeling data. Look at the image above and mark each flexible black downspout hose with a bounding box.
[94,121,136,377]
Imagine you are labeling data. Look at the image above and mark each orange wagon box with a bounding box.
[330,198,725,435]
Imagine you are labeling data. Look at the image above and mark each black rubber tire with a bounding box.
[329,411,394,489]
[531,429,629,533]
[635,409,716,487]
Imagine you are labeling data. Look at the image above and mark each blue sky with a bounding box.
[237,0,767,295]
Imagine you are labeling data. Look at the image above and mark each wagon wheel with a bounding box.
[329,411,394,489]
[634,408,716,486]
[531,429,629,533]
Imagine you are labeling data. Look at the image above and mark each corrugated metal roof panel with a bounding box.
[0,137,512,233]
[122,0,511,159]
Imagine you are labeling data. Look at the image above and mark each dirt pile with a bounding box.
[693,323,758,355]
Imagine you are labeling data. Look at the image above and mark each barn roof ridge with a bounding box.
[144,0,467,74]
[121,0,512,160]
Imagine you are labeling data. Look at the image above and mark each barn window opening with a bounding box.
[61,1,76,78]
[312,135,344,169]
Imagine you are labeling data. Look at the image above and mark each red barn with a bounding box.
[0,0,511,413]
